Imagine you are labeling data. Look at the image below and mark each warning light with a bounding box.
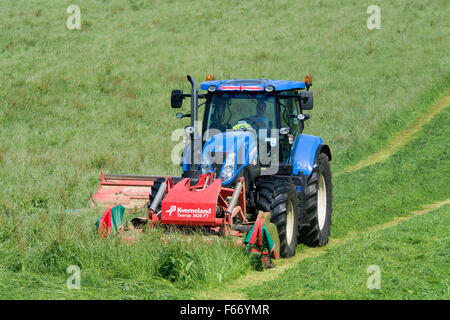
[205,75,214,81]
[305,75,312,86]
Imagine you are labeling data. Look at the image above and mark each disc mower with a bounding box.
[93,75,333,266]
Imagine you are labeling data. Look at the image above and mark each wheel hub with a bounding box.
[286,200,295,245]
[317,174,327,230]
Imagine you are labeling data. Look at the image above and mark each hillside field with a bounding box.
[0,0,449,300]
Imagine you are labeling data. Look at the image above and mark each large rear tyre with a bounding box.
[256,177,299,258]
[298,153,333,247]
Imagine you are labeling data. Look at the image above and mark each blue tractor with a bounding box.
[150,75,333,258]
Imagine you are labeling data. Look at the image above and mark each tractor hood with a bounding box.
[191,131,257,185]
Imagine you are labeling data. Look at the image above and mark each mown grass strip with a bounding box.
[337,92,450,176]
[331,107,449,239]
[200,198,449,299]
[199,107,450,299]
[243,204,449,300]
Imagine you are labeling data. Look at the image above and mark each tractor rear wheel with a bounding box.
[298,153,333,247]
[255,177,299,258]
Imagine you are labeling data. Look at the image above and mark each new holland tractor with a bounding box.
[93,75,332,262]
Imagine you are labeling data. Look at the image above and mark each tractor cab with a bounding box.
[173,76,314,185]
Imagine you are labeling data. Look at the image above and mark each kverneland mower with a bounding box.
[93,75,333,267]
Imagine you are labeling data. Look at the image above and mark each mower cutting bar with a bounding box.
[92,172,167,208]
[102,173,165,183]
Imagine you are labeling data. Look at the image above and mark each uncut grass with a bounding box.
[244,205,449,300]
[0,208,252,299]
[0,270,191,299]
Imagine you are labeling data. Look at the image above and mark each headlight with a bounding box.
[201,155,211,174]
[184,126,195,134]
[220,153,235,183]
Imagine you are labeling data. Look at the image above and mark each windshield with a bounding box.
[204,93,277,139]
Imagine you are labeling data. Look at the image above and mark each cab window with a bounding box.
[204,93,277,140]
[278,90,300,138]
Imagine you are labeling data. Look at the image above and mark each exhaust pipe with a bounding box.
[187,75,198,131]
[184,75,201,178]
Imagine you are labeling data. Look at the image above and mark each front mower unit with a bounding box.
[92,172,157,208]
[149,173,248,236]
[108,172,281,266]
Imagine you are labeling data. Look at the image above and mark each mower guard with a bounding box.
[161,178,224,226]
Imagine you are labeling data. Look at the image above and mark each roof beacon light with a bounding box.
[305,75,312,90]
[265,85,275,93]
[205,75,214,81]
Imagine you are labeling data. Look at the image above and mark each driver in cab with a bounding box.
[233,99,270,132]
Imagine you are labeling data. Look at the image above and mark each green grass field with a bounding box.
[243,108,450,300]
[0,0,449,299]
[244,205,449,300]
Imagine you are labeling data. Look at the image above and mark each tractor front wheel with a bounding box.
[256,177,299,258]
[298,153,333,247]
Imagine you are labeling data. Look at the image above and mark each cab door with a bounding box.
[279,90,301,164]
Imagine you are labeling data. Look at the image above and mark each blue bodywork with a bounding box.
[182,131,258,185]
[290,134,324,176]
[181,79,329,186]
[202,131,258,184]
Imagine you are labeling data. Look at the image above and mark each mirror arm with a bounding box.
[278,94,301,99]
[182,94,207,99]
[197,101,206,109]
[176,113,191,119]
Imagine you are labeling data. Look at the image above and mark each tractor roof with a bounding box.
[200,79,306,92]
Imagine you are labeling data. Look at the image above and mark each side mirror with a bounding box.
[300,91,313,110]
[171,90,183,108]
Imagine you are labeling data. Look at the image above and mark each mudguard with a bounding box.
[290,134,331,176]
